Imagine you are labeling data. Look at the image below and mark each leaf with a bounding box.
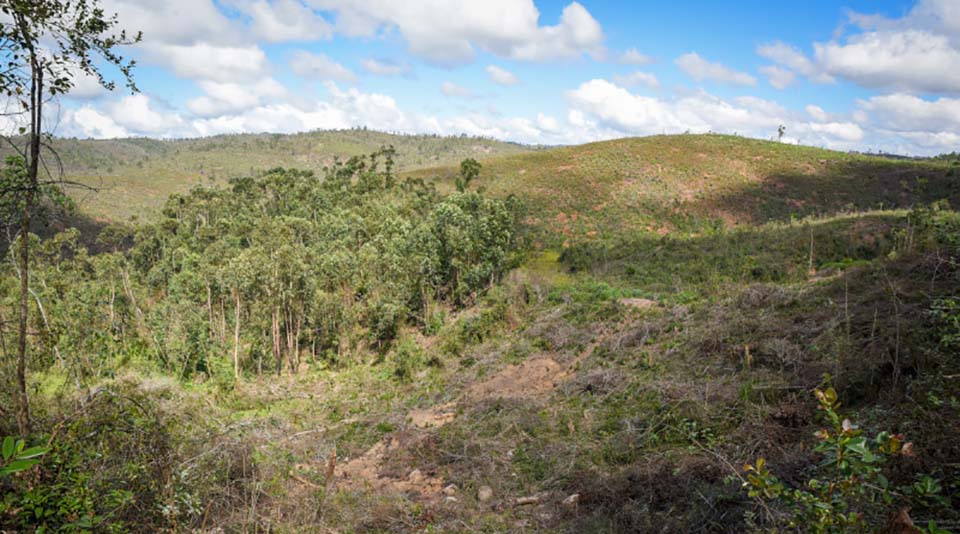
[1,436,13,460]
[17,445,48,460]
[0,458,38,474]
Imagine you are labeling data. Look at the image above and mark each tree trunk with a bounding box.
[233,289,241,382]
[16,63,42,436]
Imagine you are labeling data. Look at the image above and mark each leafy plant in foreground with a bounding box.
[0,436,48,477]
[743,387,933,533]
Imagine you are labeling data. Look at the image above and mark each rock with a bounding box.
[407,469,423,483]
[516,495,540,506]
[562,493,580,507]
[443,484,458,496]
[477,485,494,502]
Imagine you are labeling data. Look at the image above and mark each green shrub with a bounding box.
[742,387,947,533]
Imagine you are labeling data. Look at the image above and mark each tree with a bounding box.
[0,0,140,435]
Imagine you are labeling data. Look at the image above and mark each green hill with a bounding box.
[6,129,532,220]
[415,134,958,245]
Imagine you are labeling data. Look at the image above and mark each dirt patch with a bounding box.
[468,356,569,400]
[333,437,445,499]
[408,402,457,429]
[619,297,660,310]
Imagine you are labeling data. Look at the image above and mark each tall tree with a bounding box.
[0,0,140,435]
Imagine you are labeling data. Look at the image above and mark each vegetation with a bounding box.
[1,133,958,532]
[0,129,534,221]
[0,0,140,436]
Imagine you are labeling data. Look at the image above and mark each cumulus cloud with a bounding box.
[66,106,130,138]
[815,30,960,93]
[145,43,269,83]
[757,41,834,84]
[675,52,756,86]
[486,65,519,86]
[759,65,797,89]
[619,48,653,65]
[361,58,411,77]
[565,78,868,149]
[800,0,960,93]
[613,71,660,89]
[858,93,960,133]
[290,51,356,82]
[441,82,475,98]
[103,0,240,46]
[230,0,333,42]
[307,0,604,65]
[187,79,289,118]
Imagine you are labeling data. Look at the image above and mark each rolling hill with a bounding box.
[415,134,959,246]
[3,129,532,220]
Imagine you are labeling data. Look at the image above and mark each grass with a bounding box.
[414,134,958,246]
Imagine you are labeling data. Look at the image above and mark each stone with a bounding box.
[407,469,423,483]
[477,485,494,502]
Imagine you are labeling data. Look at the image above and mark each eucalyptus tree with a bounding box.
[0,0,140,434]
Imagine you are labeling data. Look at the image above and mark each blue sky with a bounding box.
[50,0,960,155]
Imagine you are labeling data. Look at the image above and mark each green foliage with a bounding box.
[743,387,931,533]
[3,151,520,382]
[932,297,960,350]
[0,436,48,476]
[456,158,481,192]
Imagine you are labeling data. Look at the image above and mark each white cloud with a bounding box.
[792,0,960,94]
[858,93,960,132]
[441,81,474,98]
[619,48,653,65]
[145,43,269,83]
[566,78,869,149]
[290,51,356,82]
[361,58,411,77]
[105,94,186,136]
[231,0,333,42]
[67,106,130,138]
[757,41,834,84]
[805,104,830,122]
[187,78,289,118]
[486,65,519,86]
[808,121,864,142]
[815,30,960,93]
[675,52,756,86]
[759,65,796,90]
[613,71,660,89]
[307,0,604,65]
[103,0,240,46]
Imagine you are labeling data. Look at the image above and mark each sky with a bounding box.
[43,0,960,155]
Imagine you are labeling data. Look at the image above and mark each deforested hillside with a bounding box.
[414,134,959,245]
[2,135,958,533]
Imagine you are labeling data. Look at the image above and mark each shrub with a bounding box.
[742,387,949,533]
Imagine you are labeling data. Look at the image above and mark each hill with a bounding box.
[4,129,532,221]
[414,134,959,245]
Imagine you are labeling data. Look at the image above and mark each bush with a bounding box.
[742,387,949,533]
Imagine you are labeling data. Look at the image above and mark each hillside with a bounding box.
[415,134,959,245]
[2,134,959,533]
[5,129,532,220]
